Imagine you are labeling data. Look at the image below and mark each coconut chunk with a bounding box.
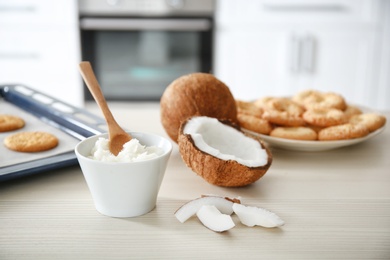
[183,116,268,167]
[232,203,285,228]
[175,196,238,223]
[201,194,242,204]
[178,116,273,187]
[196,205,235,232]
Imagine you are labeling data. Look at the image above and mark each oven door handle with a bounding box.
[80,18,211,31]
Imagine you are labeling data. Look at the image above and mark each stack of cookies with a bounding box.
[0,114,58,152]
[236,90,386,141]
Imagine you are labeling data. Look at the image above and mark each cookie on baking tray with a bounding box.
[0,114,25,132]
[4,131,59,152]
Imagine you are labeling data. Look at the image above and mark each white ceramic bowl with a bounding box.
[75,132,172,218]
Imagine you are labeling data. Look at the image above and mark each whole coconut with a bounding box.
[160,73,238,142]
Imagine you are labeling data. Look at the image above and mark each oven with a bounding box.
[78,0,215,101]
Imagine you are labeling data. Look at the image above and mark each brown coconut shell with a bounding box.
[178,118,273,187]
[160,73,238,142]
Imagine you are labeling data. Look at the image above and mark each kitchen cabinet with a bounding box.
[0,0,83,107]
[214,0,390,110]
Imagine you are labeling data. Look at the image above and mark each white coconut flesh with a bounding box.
[183,116,268,167]
[196,205,235,232]
[232,203,285,228]
[174,196,236,223]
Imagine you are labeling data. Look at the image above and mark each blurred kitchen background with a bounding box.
[1,0,389,110]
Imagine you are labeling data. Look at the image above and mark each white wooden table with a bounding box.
[1,102,389,259]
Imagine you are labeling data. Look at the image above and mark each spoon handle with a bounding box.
[79,61,119,128]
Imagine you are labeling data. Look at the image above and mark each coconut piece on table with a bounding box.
[196,205,235,232]
[175,195,240,223]
[201,194,241,204]
[232,203,285,228]
[178,116,273,187]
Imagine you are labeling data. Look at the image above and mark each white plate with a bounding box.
[243,126,385,152]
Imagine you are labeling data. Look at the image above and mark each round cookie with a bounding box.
[343,105,362,120]
[270,126,317,141]
[4,131,59,152]
[236,100,263,118]
[318,123,369,141]
[237,113,272,135]
[0,115,25,132]
[303,108,347,127]
[306,124,325,133]
[261,97,306,126]
[349,113,386,132]
[254,96,275,109]
[293,90,346,110]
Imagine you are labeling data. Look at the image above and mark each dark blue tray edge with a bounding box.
[0,84,105,182]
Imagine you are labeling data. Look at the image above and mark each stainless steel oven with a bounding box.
[79,0,215,101]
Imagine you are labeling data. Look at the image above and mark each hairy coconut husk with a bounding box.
[160,73,238,142]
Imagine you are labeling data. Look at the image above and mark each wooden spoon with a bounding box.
[79,61,131,156]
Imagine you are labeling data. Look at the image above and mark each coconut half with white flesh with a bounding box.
[233,203,285,228]
[175,195,240,223]
[196,205,235,232]
[178,116,273,187]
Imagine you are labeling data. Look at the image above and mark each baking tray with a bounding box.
[0,84,106,181]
